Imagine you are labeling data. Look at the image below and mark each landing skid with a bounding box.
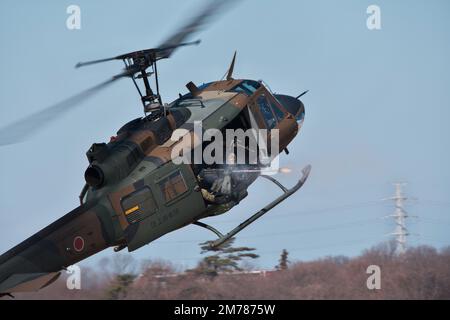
[194,165,312,248]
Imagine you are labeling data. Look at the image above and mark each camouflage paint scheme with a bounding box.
[0,79,305,296]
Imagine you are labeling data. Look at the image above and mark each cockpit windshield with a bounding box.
[228,80,261,96]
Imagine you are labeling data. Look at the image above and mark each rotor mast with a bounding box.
[123,56,162,111]
[76,39,201,114]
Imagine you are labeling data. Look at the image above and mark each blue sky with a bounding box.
[0,0,449,270]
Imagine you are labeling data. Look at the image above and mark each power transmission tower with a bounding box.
[383,183,411,254]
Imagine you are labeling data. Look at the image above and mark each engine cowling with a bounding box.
[84,141,143,188]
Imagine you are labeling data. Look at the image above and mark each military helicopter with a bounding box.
[0,0,310,297]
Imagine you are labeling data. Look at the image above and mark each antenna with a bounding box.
[383,182,414,255]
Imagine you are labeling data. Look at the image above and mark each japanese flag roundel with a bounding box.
[73,236,85,252]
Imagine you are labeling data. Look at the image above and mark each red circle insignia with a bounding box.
[73,236,85,252]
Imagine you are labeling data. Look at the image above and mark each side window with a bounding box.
[158,170,188,203]
[121,187,157,224]
[257,95,277,129]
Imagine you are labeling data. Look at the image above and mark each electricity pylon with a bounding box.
[383,183,413,255]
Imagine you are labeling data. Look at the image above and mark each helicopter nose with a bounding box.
[274,94,305,125]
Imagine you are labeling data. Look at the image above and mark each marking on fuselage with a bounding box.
[124,205,140,216]
[73,236,85,252]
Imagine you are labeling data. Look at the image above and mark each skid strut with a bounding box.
[195,165,311,248]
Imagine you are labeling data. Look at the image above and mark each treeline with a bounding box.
[10,242,450,300]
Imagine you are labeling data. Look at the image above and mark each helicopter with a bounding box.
[0,0,311,297]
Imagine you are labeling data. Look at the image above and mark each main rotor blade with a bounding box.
[75,0,240,68]
[0,72,129,146]
[75,57,117,69]
[156,0,240,59]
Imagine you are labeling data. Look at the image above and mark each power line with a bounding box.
[206,200,387,224]
[416,200,450,207]
[153,217,384,245]
[419,217,450,225]
[201,198,448,225]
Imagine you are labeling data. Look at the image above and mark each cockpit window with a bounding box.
[171,98,224,109]
[241,80,260,93]
[229,80,261,96]
[270,101,286,122]
[257,95,277,129]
